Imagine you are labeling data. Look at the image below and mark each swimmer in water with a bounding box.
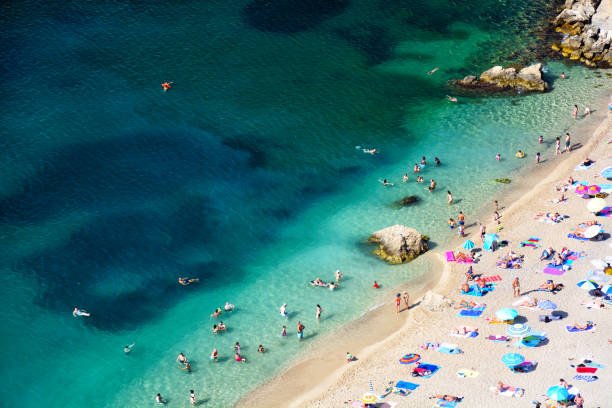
[178,277,199,285]
[280,303,288,318]
[73,307,90,317]
[447,95,458,102]
[379,179,394,186]
[124,343,135,354]
[428,67,440,75]
[363,148,377,154]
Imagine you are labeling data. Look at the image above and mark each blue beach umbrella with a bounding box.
[495,308,518,321]
[462,240,475,250]
[537,300,557,310]
[507,323,531,337]
[501,353,524,367]
[577,280,599,290]
[601,284,612,295]
[547,385,569,402]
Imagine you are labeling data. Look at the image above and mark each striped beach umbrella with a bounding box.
[462,240,475,250]
[577,280,599,290]
[547,385,569,402]
[495,308,518,321]
[399,353,420,364]
[506,323,531,337]
[360,393,378,404]
[537,300,557,310]
[501,353,524,367]
[601,284,612,295]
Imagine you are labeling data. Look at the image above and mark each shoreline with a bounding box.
[237,89,612,407]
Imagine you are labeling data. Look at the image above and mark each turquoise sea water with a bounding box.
[1,0,611,406]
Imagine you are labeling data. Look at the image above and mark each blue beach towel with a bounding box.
[416,363,440,378]
[458,309,484,317]
[395,381,419,390]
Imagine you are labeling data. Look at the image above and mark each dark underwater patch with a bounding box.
[242,0,349,33]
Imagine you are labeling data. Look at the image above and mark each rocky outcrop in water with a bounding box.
[367,225,429,264]
[552,0,612,67]
[455,63,548,93]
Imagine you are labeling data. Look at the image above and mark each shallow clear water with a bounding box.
[1,0,611,406]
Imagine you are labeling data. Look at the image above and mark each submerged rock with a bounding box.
[367,224,429,264]
[455,63,548,93]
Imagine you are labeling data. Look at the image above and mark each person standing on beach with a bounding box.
[297,321,305,340]
[572,104,578,118]
[512,277,521,297]
[316,304,322,320]
[447,191,453,206]
[555,137,561,156]
[403,291,410,310]
[536,152,541,164]
[395,293,402,313]
[565,133,571,153]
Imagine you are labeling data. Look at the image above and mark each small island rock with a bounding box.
[368,225,429,264]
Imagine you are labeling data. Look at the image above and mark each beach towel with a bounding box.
[565,324,595,333]
[574,162,596,171]
[415,363,440,378]
[489,386,524,397]
[483,275,502,283]
[543,267,565,276]
[573,374,598,382]
[576,366,597,373]
[446,251,456,262]
[487,335,509,342]
[434,399,459,408]
[458,309,483,317]
[456,369,478,378]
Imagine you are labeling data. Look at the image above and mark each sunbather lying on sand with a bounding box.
[517,297,538,308]
[454,299,478,309]
[429,394,461,402]
[569,321,594,330]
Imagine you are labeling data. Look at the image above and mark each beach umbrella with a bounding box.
[602,166,612,180]
[601,284,612,295]
[576,280,599,290]
[547,385,569,402]
[575,184,588,195]
[587,198,606,213]
[587,185,601,195]
[360,393,378,404]
[495,308,518,321]
[537,300,557,310]
[584,225,603,238]
[462,240,475,250]
[501,353,524,367]
[399,353,420,364]
[506,323,531,337]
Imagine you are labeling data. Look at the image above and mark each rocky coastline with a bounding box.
[552,0,612,67]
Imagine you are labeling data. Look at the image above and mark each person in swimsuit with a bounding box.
[395,293,401,313]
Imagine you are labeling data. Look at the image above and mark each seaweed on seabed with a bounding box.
[242,0,349,33]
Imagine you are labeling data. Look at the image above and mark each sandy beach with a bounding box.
[239,94,612,408]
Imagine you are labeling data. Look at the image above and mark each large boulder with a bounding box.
[455,63,548,93]
[368,225,429,264]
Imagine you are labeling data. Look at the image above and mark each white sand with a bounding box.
[239,100,612,408]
